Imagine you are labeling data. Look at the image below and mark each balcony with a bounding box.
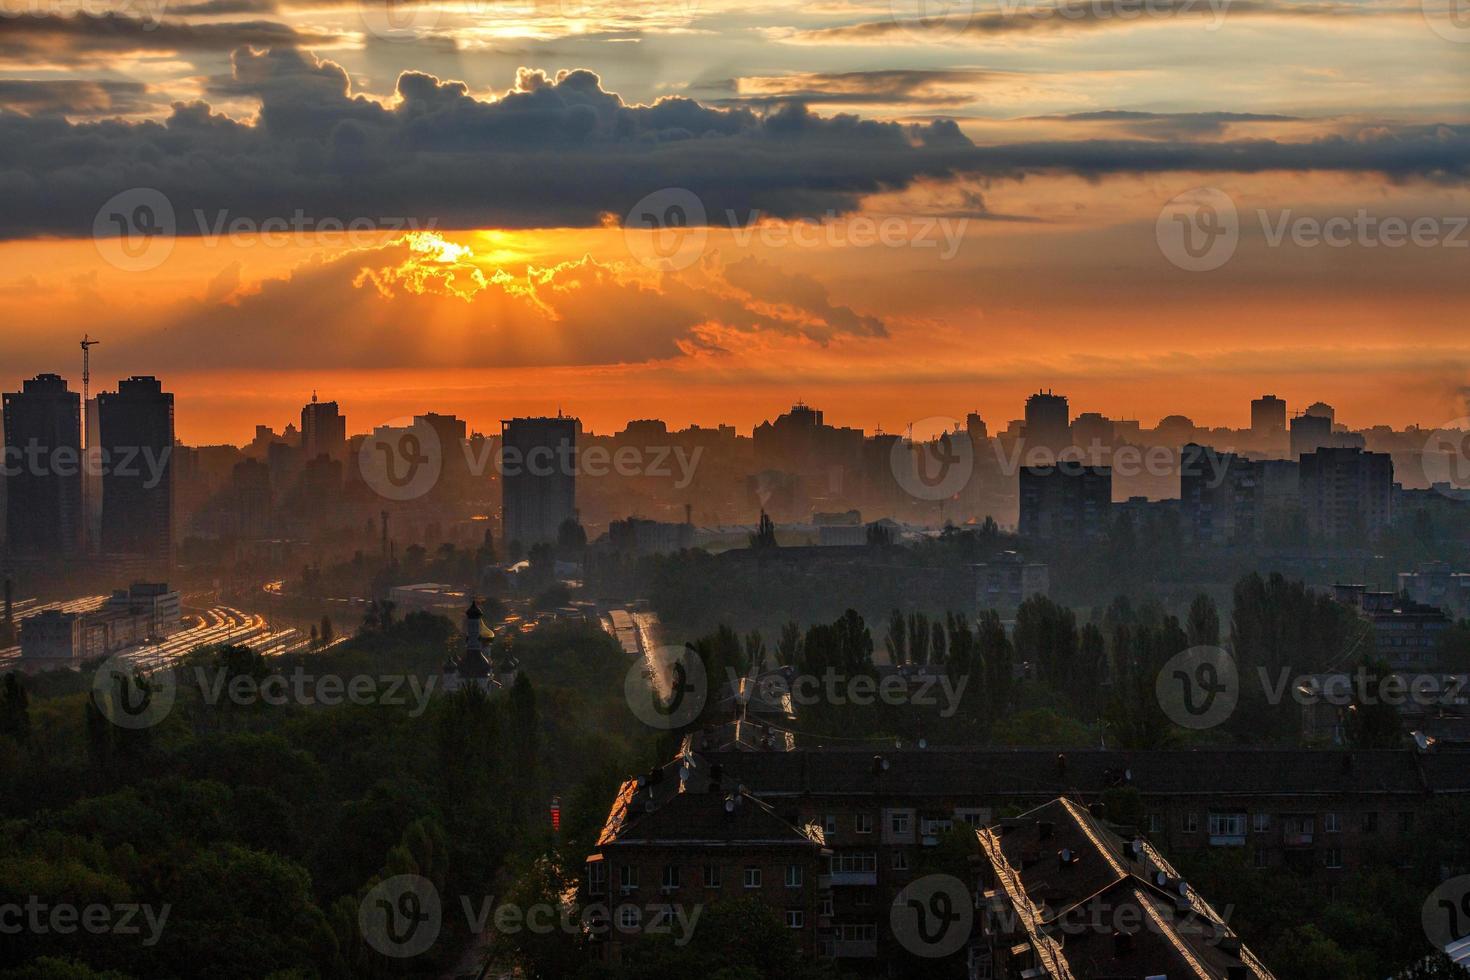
[1209,834,1246,847]
[828,871,878,886]
[1284,832,1315,847]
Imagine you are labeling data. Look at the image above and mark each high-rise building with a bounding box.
[3,374,82,558]
[1251,394,1287,435]
[1023,390,1070,450]
[300,393,346,461]
[1289,412,1333,459]
[501,415,577,547]
[1180,443,1261,547]
[97,376,174,564]
[1018,463,1112,541]
[1299,447,1392,542]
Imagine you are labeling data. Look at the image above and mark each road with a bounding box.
[0,598,344,672]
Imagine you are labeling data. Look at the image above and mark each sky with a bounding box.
[0,0,1467,444]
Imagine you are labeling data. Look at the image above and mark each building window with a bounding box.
[703,864,721,889]
[823,815,838,835]
[821,895,833,917]
[744,866,761,889]
[836,924,877,942]
[1147,813,1164,834]
[1252,812,1271,834]
[855,813,874,834]
[1183,812,1199,833]
[785,865,803,888]
[588,862,607,895]
[832,852,878,874]
[619,906,641,930]
[890,811,911,835]
[892,851,909,871]
[1208,813,1246,839]
[662,864,679,893]
[1363,811,1379,833]
[1254,849,1269,869]
[1325,847,1343,869]
[922,817,955,836]
[619,865,638,894]
[651,905,675,928]
[1325,813,1341,834]
[786,910,805,930]
[1400,812,1414,833]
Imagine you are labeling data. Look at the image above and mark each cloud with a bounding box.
[1029,109,1302,139]
[0,78,160,117]
[790,0,1386,43]
[708,69,1009,109]
[0,13,338,64]
[1,50,1466,241]
[112,233,888,370]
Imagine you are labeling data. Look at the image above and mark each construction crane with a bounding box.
[80,334,100,412]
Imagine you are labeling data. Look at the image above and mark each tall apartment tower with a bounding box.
[501,415,577,547]
[98,376,174,564]
[1023,390,1071,451]
[300,393,346,461]
[1299,447,1392,542]
[2,374,82,558]
[1251,394,1286,435]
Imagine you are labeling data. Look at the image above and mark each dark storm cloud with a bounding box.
[0,48,1466,240]
[0,13,337,64]
[0,78,158,116]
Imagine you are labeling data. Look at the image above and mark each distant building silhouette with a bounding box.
[1289,412,1333,459]
[1023,390,1070,450]
[1018,463,1111,541]
[501,415,577,546]
[3,374,82,558]
[300,393,346,461]
[1251,393,1287,435]
[98,376,174,566]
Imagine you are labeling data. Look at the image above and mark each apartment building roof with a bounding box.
[698,747,1470,799]
[979,797,1274,980]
